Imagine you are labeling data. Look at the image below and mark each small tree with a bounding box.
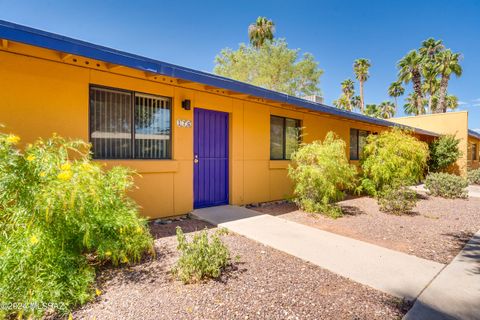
[428,134,461,172]
[0,133,153,318]
[288,132,357,218]
[361,128,429,195]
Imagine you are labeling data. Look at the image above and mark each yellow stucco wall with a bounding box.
[390,112,470,175]
[0,42,429,218]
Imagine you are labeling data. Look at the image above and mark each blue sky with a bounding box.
[1,0,479,129]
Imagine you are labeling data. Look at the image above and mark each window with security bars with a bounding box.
[89,86,172,159]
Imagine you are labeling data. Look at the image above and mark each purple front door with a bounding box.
[194,108,229,208]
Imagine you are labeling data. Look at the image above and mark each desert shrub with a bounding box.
[0,133,154,319]
[172,227,230,284]
[425,172,468,198]
[378,186,418,214]
[468,169,480,184]
[288,132,357,218]
[428,135,461,172]
[360,128,429,195]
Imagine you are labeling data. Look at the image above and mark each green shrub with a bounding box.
[361,128,429,195]
[378,186,418,214]
[468,169,480,184]
[0,133,154,319]
[288,132,357,218]
[425,172,468,198]
[172,227,230,284]
[428,135,461,172]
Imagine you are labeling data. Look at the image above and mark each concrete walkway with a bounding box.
[404,230,480,320]
[191,205,444,301]
[411,184,480,198]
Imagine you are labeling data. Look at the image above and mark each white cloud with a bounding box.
[473,103,480,107]
[458,101,467,105]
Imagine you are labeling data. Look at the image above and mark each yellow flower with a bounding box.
[95,288,102,296]
[57,170,72,181]
[30,235,39,245]
[60,162,71,171]
[122,256,129,264]
[80,162,95,172]
[39,171,47,177]
[26,154,36,162]
[136,226,143,234]
[5,134,20,145]
[105,251,112,257]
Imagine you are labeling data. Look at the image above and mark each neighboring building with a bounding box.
[390,112,480,174]
[0,21,445,219]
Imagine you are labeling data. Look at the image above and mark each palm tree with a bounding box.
[387,81,405,112]
[341,79,355,110]
[397,50,424,112]
[248,17,275,48]
[377,101,396,119]
[419,38,444,61]
[351,96,361,110]
[364,104,380,118]
[421,62,440,112]
[446,95,459,111]
[436,50,462,113]
[404,92,426,115]
[353,58,371,112]
[333,95,352,111]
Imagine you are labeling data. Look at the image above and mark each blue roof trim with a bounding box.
[0,20,439,137]
[469,129,480,140]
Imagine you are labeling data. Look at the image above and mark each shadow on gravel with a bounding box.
[339,205,366,216]
[149,218,214,239]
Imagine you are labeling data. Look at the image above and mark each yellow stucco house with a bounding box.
[0,21,478,218]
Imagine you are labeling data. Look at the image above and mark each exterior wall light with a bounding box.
[182,99,191,110]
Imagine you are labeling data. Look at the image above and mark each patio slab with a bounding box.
[191,205,444,301]
[404,230,480,320]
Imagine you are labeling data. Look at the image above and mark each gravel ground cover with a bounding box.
[73,219,409,320]
[252,195,480,264]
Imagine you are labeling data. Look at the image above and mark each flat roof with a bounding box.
[0,19,439,137]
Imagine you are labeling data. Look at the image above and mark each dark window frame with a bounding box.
[350,128,371,161]
[472,143,478,161]
[89,84,173,160]
[270,115,301,160]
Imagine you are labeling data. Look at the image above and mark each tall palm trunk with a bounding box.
[412,70,424,114]
[428,94,434,113]
[394,97,398,114]
[359,81,364,112]
[437,75,449,113]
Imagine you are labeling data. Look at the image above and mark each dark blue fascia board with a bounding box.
[469,129,480,140]
[0,19,438,137]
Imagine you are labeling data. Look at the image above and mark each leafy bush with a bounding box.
[425,172,468,198]
[172,227,230,284]
[0,133,153,318]
[468,169,480,185]
[288,132,357,218]
[378,186,418,214]
[360,128,429,195]
[428,135,461,172]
